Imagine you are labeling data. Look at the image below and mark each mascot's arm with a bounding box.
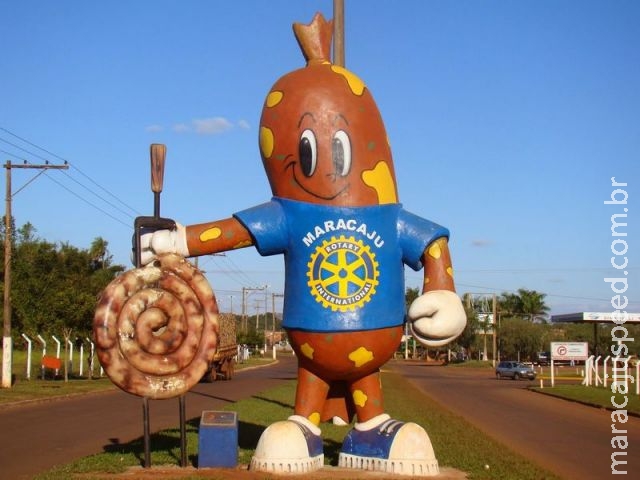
[140,217,254,265]
[420,237,455,293]
[184,217,254,256]
[408,237,467,347]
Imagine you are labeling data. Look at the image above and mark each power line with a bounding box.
[43,171,132,229]
[0,135,51,163]
[56,168,138,219]
[66,163,141,216]
[0,127,141,226]
[454,282,631,304]
[201,253,264,288]
[1,129,141,215]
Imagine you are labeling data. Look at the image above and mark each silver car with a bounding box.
[495,361,536,380]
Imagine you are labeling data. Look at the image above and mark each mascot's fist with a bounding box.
[139,223,189,265]
[408,290,467,347]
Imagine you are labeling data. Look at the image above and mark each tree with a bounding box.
[498,288,549,322]
[499,318,545,361]
[517,288,550,322]
[1,223,125,345]
[454,301,479,360]
[498,292,522,318]
[403,287,421,358]
[89,237,112,270]
[405,287,419,310]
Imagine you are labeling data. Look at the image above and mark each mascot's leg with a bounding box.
[339,369,440,476]
[250,366,327,473]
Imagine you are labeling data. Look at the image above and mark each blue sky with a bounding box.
[1,1,638,316]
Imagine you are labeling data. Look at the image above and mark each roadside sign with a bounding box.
[550,342,589,361]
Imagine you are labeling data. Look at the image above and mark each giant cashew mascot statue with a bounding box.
[131,12,465,476]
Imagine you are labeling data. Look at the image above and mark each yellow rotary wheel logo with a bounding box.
[307,235,379,312]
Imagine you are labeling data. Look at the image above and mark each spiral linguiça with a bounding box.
[93,253,219,399]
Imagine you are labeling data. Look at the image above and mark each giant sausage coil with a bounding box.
[93,253,219,399]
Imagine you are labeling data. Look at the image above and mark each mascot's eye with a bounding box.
[332,130,351,177]
[299,129,317,177]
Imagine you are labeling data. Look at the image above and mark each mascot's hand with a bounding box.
[408,290,467,347]
[138,223,189,265]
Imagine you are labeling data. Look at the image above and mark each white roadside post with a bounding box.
[67,339,74,376]
[37,334,46,357]
[52,335,61,376]
[85,337,95,378]
[603,355,611,388]
[551,359,555,387]
[37,335,46,379]
[584,355,594,386]
[404,323,409,360]
[21,333,32,380]
[78,340,84,377]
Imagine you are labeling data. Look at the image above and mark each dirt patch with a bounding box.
[75,464,467,479]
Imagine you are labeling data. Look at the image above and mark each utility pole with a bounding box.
[241,285,267,333]
[492,293,498,366]
[241,287,246,332]
[2,160,69,388]
[465,292,496,364]
[254,301,261,330]
[333,0,345,67]
[271,293,283,358]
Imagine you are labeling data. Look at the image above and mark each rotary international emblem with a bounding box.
[306,235,379,312]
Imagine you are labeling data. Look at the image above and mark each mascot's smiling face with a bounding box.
[258,14,399,207]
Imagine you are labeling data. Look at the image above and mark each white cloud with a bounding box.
[471,239,492,247]
[153,117,247,135]
[172,123,190,133]
[547,277,565,284]
[192,117,233,135]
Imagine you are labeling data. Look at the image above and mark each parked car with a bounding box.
[495,361,536,380]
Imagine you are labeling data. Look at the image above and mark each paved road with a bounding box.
[392,361,640,480]
[3,358,638,479]
[0,357,298,480]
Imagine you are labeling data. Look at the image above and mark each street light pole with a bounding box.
[2,160,69,388]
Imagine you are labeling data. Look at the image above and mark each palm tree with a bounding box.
[89,237,112,270]
[517,288,550,323]
[498,288,549,322]
[498,292,522,318]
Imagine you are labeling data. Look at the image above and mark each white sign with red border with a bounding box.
[550,342,589,361]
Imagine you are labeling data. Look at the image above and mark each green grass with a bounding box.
[9,350,633,479]
[0,350,275,405]
[0,376,116,404]
[34,370,560,480]
[530,384,640,415]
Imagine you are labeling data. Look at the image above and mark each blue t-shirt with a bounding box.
[234,198,448,332]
